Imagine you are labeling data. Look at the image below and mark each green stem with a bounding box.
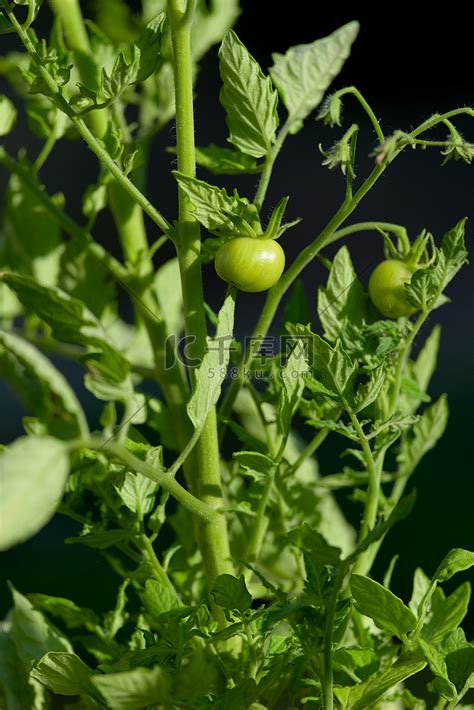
[139,534,176,592]
[167,0,234,607]
[335,86,384,143]
[346,406,379,543]
[287,429,330,476]
[254,118,292,210]
[84,437,217,522]
[33,114,60,173]
[5,3,173,240]
[322,565,347,710]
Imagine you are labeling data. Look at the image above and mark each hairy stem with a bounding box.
[167,0,234,612]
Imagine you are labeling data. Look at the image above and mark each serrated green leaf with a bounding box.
[8,585,72,670]
[341,654,426,709]
[422,583,471,644]
[0,437,70,551]
[317,245,366,341]
[135,13,165,83]
[173,172,260,236]
[193,144,261,174]
[309,333,357,400]
[0,273,130,386]
[270,21,359,133]
[419,639,458,700]
[219,30,278,158]
[0,330,89,438]
[406,219,468,310]
[3,174,63,287]
[397,395,449,473]
[92,666,171,709]
[288,523,341,566]
[30,652,97,697]
[353,365,386,413]
[115,470,159,517]
[27,595,99,631]
[211,574,252,615]
[351,574,416,638]
[187,290,235,430]
[233,450,274,473]
[142,580,180,621]
[0,621,33,710]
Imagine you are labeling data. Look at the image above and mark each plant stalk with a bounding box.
[167,0,235,610]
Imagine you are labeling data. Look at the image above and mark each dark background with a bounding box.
[1,0,473,648]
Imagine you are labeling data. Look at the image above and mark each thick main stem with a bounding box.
[167,0,234,606]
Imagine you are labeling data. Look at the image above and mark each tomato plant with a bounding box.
[0,1,473,708]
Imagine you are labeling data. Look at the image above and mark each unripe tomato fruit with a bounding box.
[215,237,285,293]
[368,259,418,318]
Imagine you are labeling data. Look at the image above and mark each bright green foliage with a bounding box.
[0,1,472,708]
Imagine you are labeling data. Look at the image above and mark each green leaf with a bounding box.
[115,470,159,517]
[288,523,342,566]
[173,172,261,236]
[3,174,63,287]
[406,219,468,310]
[0,94,17,135]
[446,645,474,694]
[30,652,97,697]
[152,258,183,336]
[27,595,99,631]
[0,330,89,438]
[142,580,180,621]
[211,574,252,615]
[194,144,261,174]
[351,574,417,639]
[270,21,359,133]
[219,30,278,158]
[187,290,235,430]
[309,332,357,400]
[434,549,474,583]
[340,654,426,709]
[419,639,458,700]
[59,237,116,319]
[397,395,449,473]
[409,567,431,615]
[278,337,308,435]
[317,246,366,341]
[0,622,34,710]
[0,437,69,551]
[92,666,171,709]
[135,13,165,83]
[233,450,274,474]
[9,585,72,670]
[1,273,129,386]
[422,583,471,644]
[191,0,240,61]
[352,365,386,413]
[65,529,134,549]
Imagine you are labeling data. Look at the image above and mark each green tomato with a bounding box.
[368,259,418,318]
[215,236,285,293]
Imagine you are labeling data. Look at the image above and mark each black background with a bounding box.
[1,1,473,648]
